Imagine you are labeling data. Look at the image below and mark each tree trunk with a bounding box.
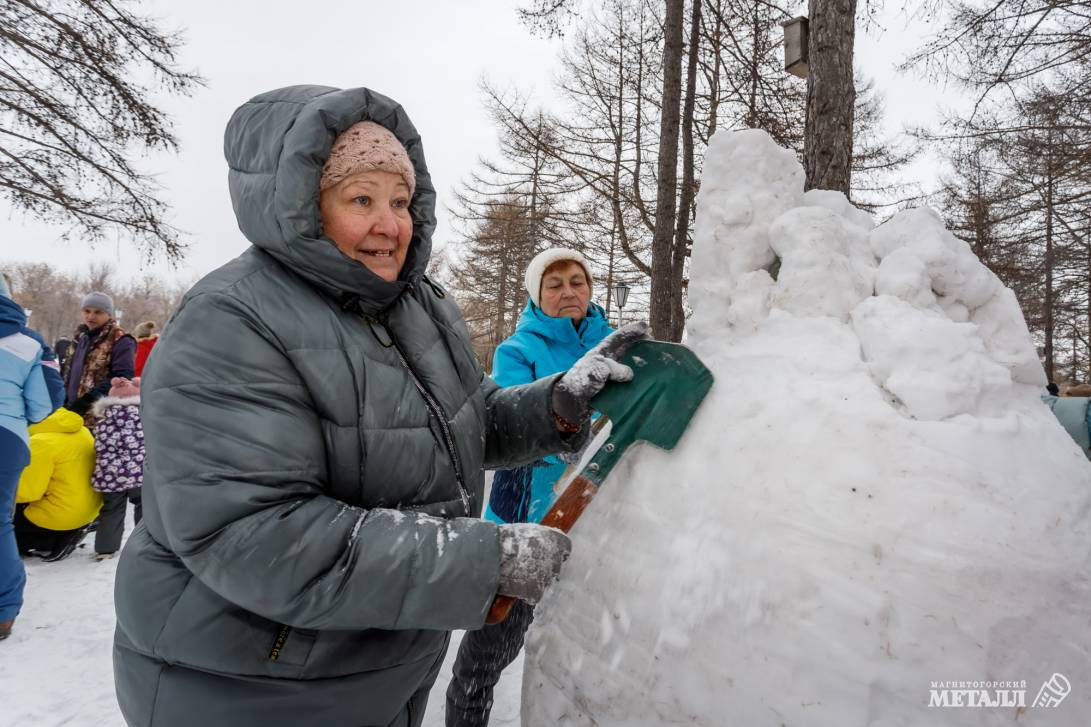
[747,2,761,128]
[707,0,722,135]
[804,0,857,195]
[1043,146,1055,382]
[649,0,686,340]
[495,250,510,345]
[606,227,618,322]
[669,0,702,342]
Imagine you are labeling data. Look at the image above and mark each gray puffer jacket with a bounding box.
[112,85,580,727]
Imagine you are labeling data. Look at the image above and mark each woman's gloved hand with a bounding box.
[496,523,573,604]
[552,321,652,430]
[67,393,98,417]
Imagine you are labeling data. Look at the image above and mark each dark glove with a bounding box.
[67,393,98,418]
[496,523,572,604]
[552,321,652,428]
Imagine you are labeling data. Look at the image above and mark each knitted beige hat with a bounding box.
[320,121,416,196]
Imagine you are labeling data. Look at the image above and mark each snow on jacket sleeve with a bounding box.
[479,371,588,471]
[143,291,502,632]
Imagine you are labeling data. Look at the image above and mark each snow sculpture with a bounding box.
[521,129,1091,726]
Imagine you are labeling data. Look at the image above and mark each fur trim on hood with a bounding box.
[90,394,141,419]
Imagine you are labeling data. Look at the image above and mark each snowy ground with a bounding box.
[0,504,525,726]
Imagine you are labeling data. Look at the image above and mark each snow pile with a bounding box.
[521,129,1091,726]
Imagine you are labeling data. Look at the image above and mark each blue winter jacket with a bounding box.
[0,295,59,447]
[486,301,612,523]
[1042,394,1091,459]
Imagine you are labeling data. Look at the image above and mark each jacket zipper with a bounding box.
[379,317,472,515]
[268,624,291,661]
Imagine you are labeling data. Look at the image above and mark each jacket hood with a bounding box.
[0,295,27,337]
[29,408,86,436]
[515,301,610,346]
[91,394,141,419]
[224,85,436,314]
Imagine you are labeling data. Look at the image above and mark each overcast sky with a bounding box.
[1,0,955,287]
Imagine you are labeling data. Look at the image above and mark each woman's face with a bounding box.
[539,261,590,322]
[319,170,413,283]
[82,307,110,330]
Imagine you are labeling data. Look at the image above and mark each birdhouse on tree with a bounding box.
[781,16,809,79]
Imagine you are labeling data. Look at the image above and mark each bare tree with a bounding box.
[455,0,908,342]
[804,0,858,194]
[646,0,686,340]
[447,198,541,366]
[0,0,203,262]
[4,259,188,344]
[511,0,688,340]
[905,0,1091,118]
[479,1,655,310]
[851,76,921,210]
[908,0,1091,380]
[934,89,1091,382]
[698,0,804,149]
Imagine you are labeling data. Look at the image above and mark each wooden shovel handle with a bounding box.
[485,476,601,624]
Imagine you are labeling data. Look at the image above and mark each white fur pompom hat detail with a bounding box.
[524,248,593,307]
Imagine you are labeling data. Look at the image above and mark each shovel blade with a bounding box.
[583,340,714,483]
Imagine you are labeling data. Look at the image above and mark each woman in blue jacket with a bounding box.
[447,248,613,727]
[0,274,60,641]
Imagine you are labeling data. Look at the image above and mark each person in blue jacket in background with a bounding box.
[0,272,63,642]
[447,248,613,727]
[1042,383,1091,461]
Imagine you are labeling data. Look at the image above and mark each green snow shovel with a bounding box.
[486,339,715,624]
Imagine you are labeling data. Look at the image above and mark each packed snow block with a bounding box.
[522,129,1091,726]
[688,128,803,340]
[769,206,874,321]
[853,296,1014,420]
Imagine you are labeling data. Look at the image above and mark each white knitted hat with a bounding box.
[524,248,593,307]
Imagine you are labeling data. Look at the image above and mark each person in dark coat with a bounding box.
[64,292,135,421]
[53,337,74,379]
[111,85,648,727]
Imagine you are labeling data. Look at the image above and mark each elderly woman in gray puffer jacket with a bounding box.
[112,85,648,727]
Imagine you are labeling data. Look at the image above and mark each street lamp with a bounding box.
[613,282,630,327]
[115,308,124,324]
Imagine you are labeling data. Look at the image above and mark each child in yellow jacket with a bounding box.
[15,408,102,561]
